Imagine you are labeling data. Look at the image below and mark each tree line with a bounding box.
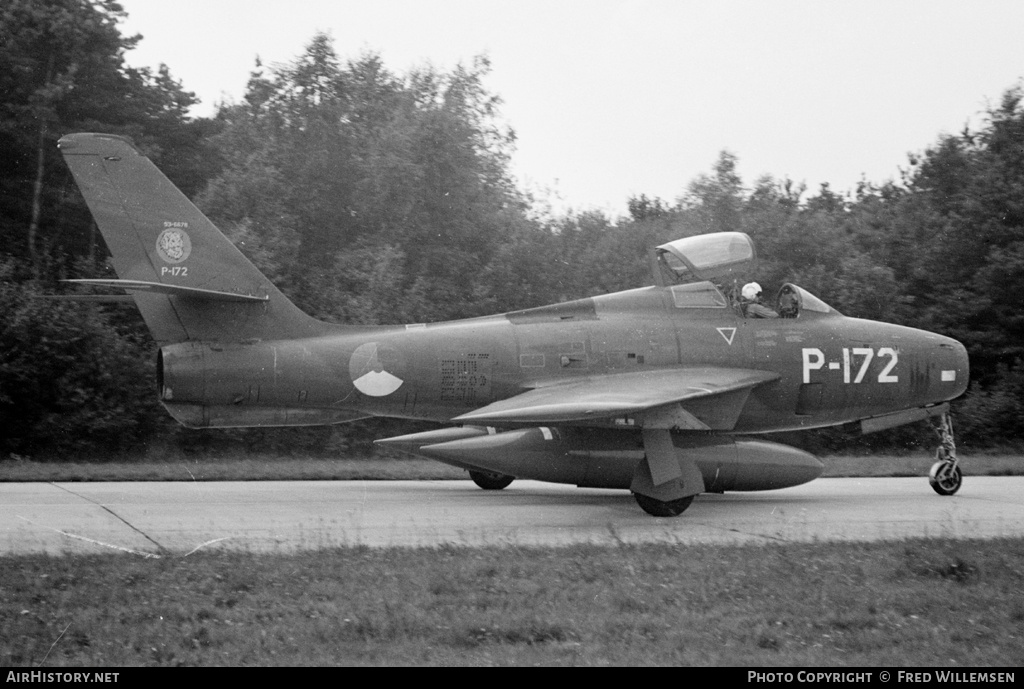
[1,1,1022,459]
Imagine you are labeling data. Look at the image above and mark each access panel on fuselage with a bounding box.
[502,288,679,380]
[794,319,956,422]
[737,316,962,431]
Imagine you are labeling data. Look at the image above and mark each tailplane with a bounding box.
[58,132,328,343]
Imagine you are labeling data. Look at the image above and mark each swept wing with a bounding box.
[452,367,779,430]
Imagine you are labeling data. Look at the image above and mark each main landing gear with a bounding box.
[928,412,962,496]
[469,469,515,490]
[633,493,695,517]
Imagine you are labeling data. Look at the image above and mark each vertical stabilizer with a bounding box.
[58,132,329,344]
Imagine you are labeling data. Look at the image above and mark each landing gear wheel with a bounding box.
[633,493,695,517]
[929,412,963,496]
[929,461,963,496]
[469,470,514,490]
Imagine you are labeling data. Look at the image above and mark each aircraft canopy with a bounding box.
[655,232,755,284]
[775,283,841,318]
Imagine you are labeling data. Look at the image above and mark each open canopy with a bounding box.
[654,232,755,284]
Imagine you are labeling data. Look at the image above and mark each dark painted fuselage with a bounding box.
[158,283,969,432]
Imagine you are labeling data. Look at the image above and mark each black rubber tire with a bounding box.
[633,492,695,517]
[928,461,962,496]
[468,470,515,490]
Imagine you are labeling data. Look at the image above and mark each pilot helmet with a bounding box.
[741,282,762,301]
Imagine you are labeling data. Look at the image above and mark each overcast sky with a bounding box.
[118,0,1024,217]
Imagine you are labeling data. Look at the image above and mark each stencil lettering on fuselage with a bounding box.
[802,347,899,385]
[440,353,492,403]
[350,342,404,397]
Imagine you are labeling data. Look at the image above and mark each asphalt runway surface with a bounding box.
[3,477,1023,556]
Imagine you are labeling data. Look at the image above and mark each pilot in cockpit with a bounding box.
[740,282,779,319]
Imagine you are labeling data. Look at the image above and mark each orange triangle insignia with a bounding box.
[717,327,736,345]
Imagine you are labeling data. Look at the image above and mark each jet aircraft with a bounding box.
[57,132,970,516]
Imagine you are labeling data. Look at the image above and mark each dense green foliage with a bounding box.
[0,0,220,279]
[0,261,162,456]
[198,37,528,324]
[1,3,1022,459]
[0,1,216,457]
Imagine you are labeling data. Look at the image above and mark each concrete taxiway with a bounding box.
[2,477,1023,556]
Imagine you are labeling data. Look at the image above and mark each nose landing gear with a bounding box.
[928,413,962,496]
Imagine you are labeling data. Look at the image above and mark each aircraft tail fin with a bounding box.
[58,132,328,344]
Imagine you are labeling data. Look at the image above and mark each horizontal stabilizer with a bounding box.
[38,293,135,303]
[452,367,779,427]
[66,279,269,303]
[58,132,330,343]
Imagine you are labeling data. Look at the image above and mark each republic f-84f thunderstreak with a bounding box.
[58,132,970,516]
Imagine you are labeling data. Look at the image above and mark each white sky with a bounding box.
[118,0,1024,217]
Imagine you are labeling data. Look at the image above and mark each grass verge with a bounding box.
[0,453,1020,482]
[2,538,1022,666]
[0,457,467,482]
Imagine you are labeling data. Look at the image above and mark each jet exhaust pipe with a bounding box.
[157,341,364,428]
[415,427,822,492]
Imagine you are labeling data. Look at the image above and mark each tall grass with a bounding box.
[2,539,1022,666]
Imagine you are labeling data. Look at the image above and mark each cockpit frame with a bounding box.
[774,283,840,319]
[650,231,840,320]
[652,231,757,286]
